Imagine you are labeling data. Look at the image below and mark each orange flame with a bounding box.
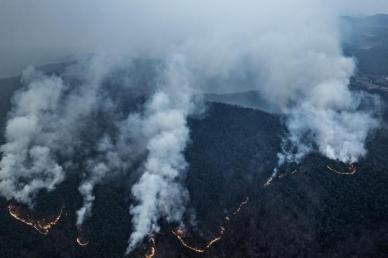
[144,236,156,258]
[172,197,249,253]
[8,203,63,235]
[172,229,207,253]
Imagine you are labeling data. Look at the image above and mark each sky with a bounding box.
[0,0,387,77]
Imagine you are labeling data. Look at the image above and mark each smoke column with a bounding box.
[0,55,121,210]
[126,55,195,253]
[0,68,66,205]
[252,8,381,166]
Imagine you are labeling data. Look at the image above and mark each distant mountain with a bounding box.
[204,90,278,114]
[343,14,388,31]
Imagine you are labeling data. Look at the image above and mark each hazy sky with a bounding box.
[0,0,387,77]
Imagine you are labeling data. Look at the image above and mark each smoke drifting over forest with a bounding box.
[0,0,385,254]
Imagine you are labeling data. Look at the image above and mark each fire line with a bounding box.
[76,228,90,247]
[327,164,357,175]
[264,169,297,187]
[8,203,64,235]
[172,197,249,253]
[76,236,89,247]
[144,236,156,258]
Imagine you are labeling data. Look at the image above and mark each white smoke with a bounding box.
[0,55,118,208]
[0,68,66,205]
[70,56,149,227]
[76,132,138,227]
[126,55,195,253]
[283,94,380,164]
[76,158,111,227]
[255,28,380,165]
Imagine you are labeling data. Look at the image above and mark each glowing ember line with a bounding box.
[233,197,249,216]
[144,236,156,258]
[205,236,222,249]
[264,171,278,188]
[8,204,63,235]
[76,236,89,247]
[264,169,298,187]
[327,164,357,175]
[76,228,89,247]
[172,229,206,253]
[172,197,249,253]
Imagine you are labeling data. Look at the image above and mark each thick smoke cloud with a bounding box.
[249,21,381,165]
[0,68,66,204]
[0,52,196,252]
[0,55,118,205]
[1,0,387,78]
[0,0,383,254]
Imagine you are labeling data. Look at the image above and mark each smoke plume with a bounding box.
[0,54,130,212]
[0,68,66,204]
[126,55,196,253]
